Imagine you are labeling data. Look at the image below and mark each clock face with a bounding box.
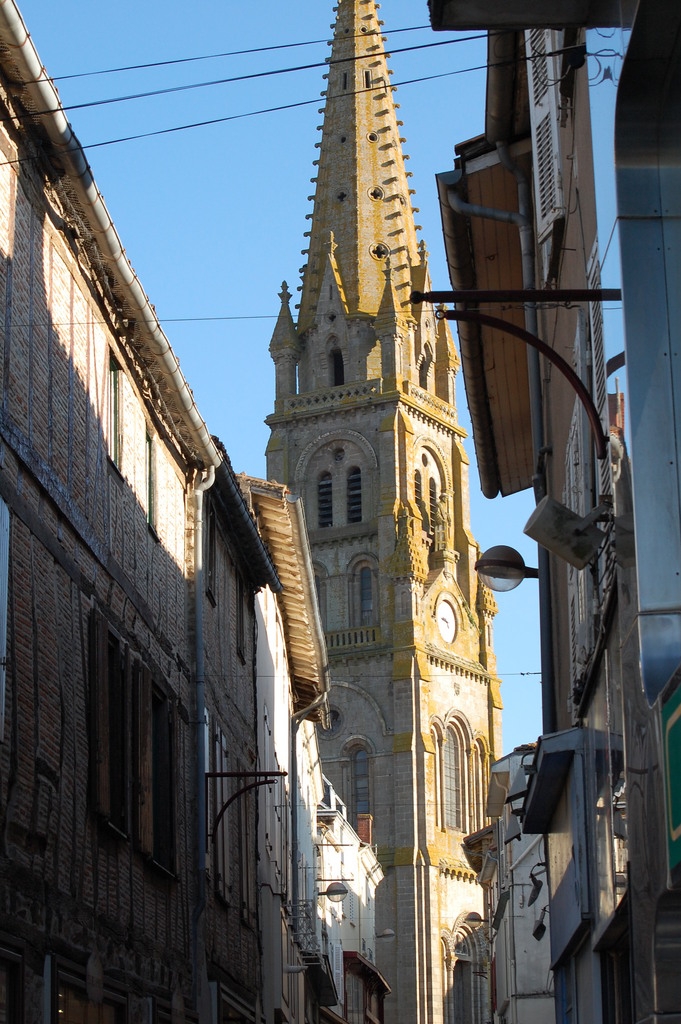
[436,599,456,644]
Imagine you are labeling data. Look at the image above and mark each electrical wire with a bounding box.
[53,24,451,82]
[13,37,478,122]
[81,63,490,150]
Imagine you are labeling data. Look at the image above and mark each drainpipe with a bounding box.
[192,465,215,1016]
[445,153,556,734]
[495,143,556,736]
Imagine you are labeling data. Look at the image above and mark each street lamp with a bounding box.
[475,545,538,592]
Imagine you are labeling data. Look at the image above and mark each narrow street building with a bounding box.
[0,4,280,1020]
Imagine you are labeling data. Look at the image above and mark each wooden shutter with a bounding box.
[134,662,153,857]
[332,942,345,1009]
[0,497,9,742]
[89,608,111,817]
[525,29,564,241]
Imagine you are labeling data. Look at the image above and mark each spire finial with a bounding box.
[279,281,292,304]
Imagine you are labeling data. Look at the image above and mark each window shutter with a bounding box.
[134,663,154,857]
[0,497,9,741]
[89,608,111,817]
[525,29,564,241]
[332,942,345,1009]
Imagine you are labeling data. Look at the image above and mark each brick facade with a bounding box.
[0,8,278,1022]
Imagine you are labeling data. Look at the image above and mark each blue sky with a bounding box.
[17,0,625,753]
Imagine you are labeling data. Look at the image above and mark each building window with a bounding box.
[364,70,372,89]
[331,348,345,386]
[419,348,432,389]
[145,431,155,528]
[205,497,217,601]
[433,728,444,828]
[347,467,362,523]
[415,469,422,506]
[360,567,373,624]
[444,728,465,831]
[212,722,230,902]
[0,946,21,1022]
[90,610,128,834]
[429,478,438,533]
[352,748,370,820]
[0,497,9,744]
[350,560,377,627]
[57,970,125,1023]
[318,472,333,527]
[239,774,256,923]
[133,666,175,871]
[108,355,121,468]
[236,573,246,660]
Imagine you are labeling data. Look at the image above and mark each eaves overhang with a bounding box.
[435,154,534,497]
[244,479,330,720]
[429,0,636,30]
[523,727,583,834]
[343,950,391,997]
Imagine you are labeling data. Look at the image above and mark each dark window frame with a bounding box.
[90,609,129,837]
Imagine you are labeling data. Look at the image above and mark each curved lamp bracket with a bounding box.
[436,308,610,462]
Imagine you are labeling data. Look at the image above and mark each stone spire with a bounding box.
[297,0,422,330]
[269,282,300,402]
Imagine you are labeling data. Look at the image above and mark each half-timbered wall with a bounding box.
[0,49,276,1021]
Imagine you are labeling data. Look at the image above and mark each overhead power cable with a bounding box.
[82,64,490,149]
[54,24,442,82]
[20,37,479,122]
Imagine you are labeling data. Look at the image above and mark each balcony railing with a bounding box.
[290,899,319,954]
[284,379,382,414]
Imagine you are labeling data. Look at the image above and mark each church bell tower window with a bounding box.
[331,349,345,386]
[318,472,333,527]
[347,467,362,523]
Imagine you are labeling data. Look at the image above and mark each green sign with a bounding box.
[662,678,681,887]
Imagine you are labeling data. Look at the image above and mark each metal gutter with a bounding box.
[0,0,220,470]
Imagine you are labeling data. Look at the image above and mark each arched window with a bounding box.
[419,346,432,389]
[360,567,372,624]
[347,467,362,523]
[415,469,422,506]
[331,348,345,386]
[318,472,333,527]
[429,478,438,532]
[350,560,377,627]
[452,944,473,1022]
[432,726,444,829]
[352,748,370,818]
[444,728,465,830]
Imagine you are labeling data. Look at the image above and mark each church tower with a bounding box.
[266,3,502,1022]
